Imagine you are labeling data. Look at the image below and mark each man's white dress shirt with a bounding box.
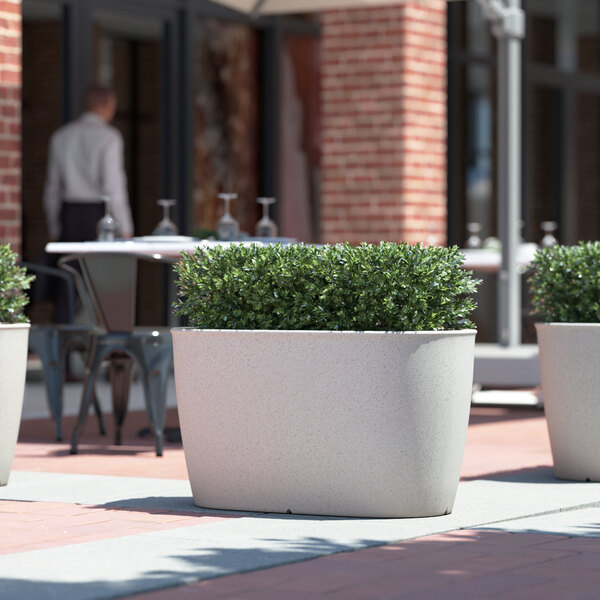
[43,112,134,240]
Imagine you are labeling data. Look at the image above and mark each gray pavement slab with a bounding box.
[1,468,600,599]
[0,471,192,506]
[476,506,600,538]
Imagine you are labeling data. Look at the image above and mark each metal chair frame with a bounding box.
[59,254,173,456]
[23,260,105,441]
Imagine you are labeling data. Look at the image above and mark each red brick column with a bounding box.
[320,1,447,245]
[0,0,21,253]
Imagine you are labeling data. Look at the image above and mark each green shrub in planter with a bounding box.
[0,244,34,324]
[174,242,479,331]
[528,241,600,323]
[529,242,600,481]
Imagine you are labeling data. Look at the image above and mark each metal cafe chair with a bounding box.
[23,260,105,441]
[58,254,172,456]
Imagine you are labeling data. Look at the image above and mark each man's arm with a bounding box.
[101,130,134,238]
[42,136,62,241]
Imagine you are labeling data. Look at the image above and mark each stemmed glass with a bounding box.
[465,222,482,249]
[96,196,117,241]
[217,193,240,241]
[540,221,558,248]
[152,199,178,236]
[255,197,278,238]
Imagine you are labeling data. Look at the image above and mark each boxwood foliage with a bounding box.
[0,244,34,324]
[528,241,600,323]
[173,242,479,331]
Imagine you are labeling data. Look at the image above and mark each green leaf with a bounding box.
[528,241,600,322]
[0,244,34,324]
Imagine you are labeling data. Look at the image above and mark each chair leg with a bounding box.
[70,338,103,455]
[108,353,133,445]
[130,344,162,457]
[67,335,105,436]
[45,331,64,442]
[91,387,106,436]
[141,342,172,457]
[30,328,64,441]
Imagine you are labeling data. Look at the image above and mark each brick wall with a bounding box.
[320,1,447,245]
[0,0,21,253]
[22,21,61,260]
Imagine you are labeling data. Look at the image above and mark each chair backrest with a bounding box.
[22,260,77,323]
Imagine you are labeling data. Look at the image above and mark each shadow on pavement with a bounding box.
[462,465,557,483]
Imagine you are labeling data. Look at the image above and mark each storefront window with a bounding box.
[449,0,600,341]
[465,64,494,241]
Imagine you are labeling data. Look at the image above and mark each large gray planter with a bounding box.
[172,328,476,518]
[0,323,30,485]
[536,323,600,481]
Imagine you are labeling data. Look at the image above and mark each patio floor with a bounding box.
[1,375,600,599]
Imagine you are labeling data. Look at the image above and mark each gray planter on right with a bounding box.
[536,323,600,481]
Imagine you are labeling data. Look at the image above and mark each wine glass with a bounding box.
[96,196,117,241]
[152,199,178,236]
[255,197,278,238]
[540,221,558,248]
[217,193,240,241]
[465,222,482,249]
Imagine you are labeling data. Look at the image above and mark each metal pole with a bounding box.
[477,0,525,347]
[497,0,522,346]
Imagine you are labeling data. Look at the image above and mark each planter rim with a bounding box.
[0,323,30,330]
[171,327,476,336]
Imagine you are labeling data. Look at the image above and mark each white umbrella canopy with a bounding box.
[213,0,423,15]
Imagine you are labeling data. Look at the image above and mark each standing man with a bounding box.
[43,86,134,242]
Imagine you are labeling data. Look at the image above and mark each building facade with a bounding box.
[6,0,449,259]
[1,0,599,334]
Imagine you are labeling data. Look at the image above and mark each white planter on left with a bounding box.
[0,323,30,485]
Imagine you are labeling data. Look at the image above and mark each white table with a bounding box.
[46,238,267,262]
[460,243,538,273]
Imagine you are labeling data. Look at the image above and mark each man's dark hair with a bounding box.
[85,86,115,111]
